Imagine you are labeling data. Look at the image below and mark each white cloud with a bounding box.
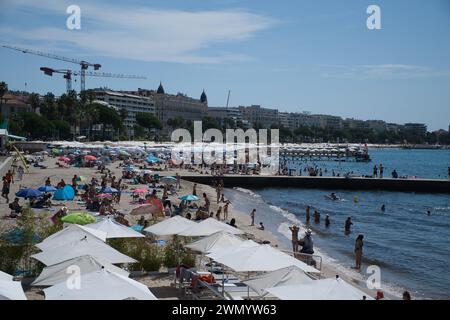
[321,64,450,79]
[1,0,275,64]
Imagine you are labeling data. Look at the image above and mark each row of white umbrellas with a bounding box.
[146,216,371,300]
[27,219,156,300]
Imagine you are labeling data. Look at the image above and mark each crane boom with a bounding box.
[2,44,101,91]
[40,67,147,93]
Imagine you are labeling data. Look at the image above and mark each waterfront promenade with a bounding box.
[181,174,450,193]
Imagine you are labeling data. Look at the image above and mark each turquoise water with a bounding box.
[225,149,450,299]
[283,148,450,179]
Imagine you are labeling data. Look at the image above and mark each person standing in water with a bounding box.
[289,225,300,252]
[345,217,353,235]
[325,214,331,228]
[381,204,386,212]
[354,234,364,270]
[379,164,384,178]
[305,205,311,223]
[313,210,321,223]
[250,208,256,226]
[373,165,378,178]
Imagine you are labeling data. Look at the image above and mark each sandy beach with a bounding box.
[0,155,379,300]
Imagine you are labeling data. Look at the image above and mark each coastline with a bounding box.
[0,156,413,300]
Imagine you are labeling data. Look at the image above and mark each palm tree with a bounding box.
[28,92,40,113]
[0,81,8,122]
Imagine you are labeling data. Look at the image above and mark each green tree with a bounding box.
[27,93,40,113]
[93,103,123,140]
[0,81,7,118]
[136,112,162,139]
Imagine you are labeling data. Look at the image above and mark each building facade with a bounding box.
[238,105,279,129]
[0,93,33,120]
[94,89,155,135]
[404,123,427,136]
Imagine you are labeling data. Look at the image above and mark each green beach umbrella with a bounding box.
[61,213,96,225]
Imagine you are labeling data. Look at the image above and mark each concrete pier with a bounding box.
[181,175,450,194]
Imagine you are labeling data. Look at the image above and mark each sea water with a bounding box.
[224,149,450,299]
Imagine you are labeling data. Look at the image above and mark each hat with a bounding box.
[306,229,312,235]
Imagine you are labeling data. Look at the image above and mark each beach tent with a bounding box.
[178,218,244,237]
[185,231,244,254]
[32,255,129,286]
[32,237,137,266]
[36,224,107,251]
[143,216,196,236]
[53,185,75,201]
[43,269,157,300]
[243,266,314,296]
[265,277,373,300]
[61,212,96,225]
[86,217,144,239]
[0,277,27,300]
[209,244,319,273]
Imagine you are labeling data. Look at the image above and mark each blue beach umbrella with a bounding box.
[123,166,135,172]
[15,188,43,198]
[179,194,200,201]
[146,155,161,164]
[101,187,119,194]
[161,176,177,185]
[38,185,58,193]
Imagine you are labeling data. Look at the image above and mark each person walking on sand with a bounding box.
[250,208,256,226]
[289,225,300,252]
[192,183,197,196]
[305,205,311,223]
[354,234,364,270]
[2,176,11,203]
[5,170,13,184]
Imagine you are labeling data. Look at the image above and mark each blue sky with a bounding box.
[1,0,449,130]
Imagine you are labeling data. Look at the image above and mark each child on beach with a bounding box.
[289,225,300,252]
